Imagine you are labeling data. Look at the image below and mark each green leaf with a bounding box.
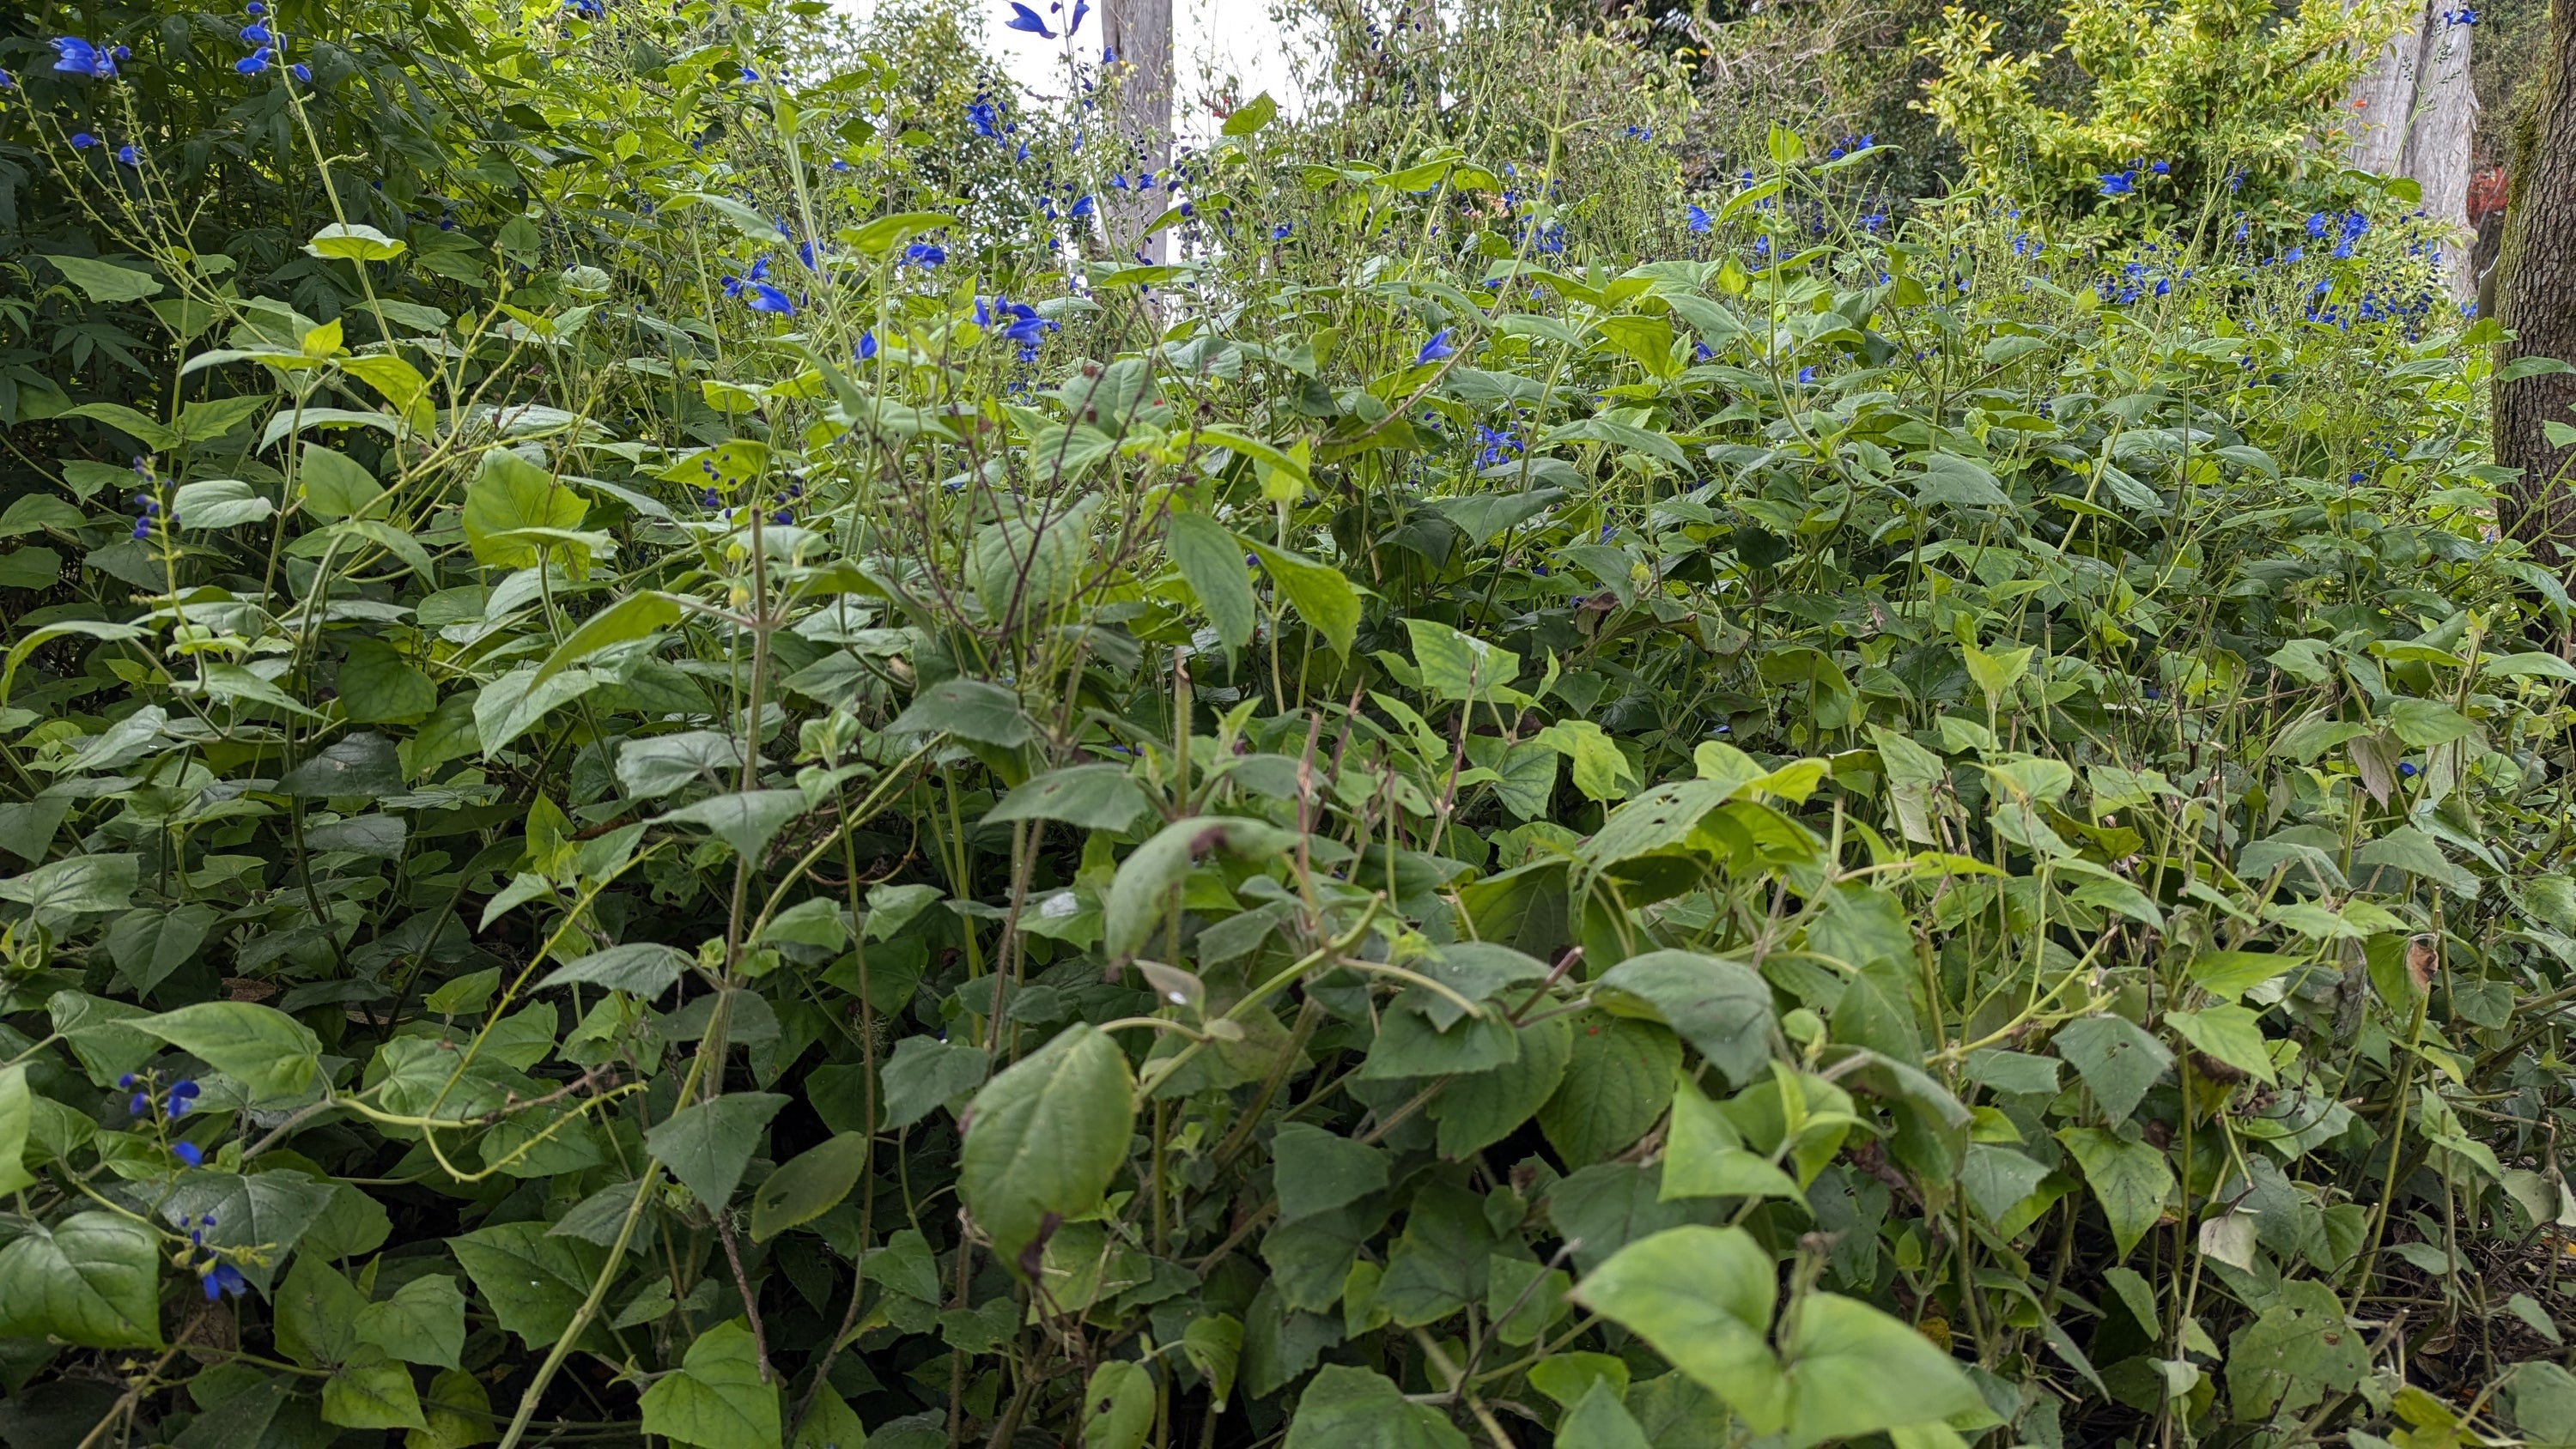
[451,1221,608,1350]
[987,764,1151,832]
[535,591,681,685]
[43,254,162,303]
[640,1319,780,1449]
[792,1385,867,1449]
[355,1273,466,1368]
[1103,816,1297,961]
[1270,1123,1390,1223]
[1082,1360,1156,1449]
[538,942,692,999]
[1361,1007,1522,1078]
[1183,1314,1244,1408]
[2057,1125,2175,1259]
[306,223,408,262]
[298,445,385,520]
[1594,950,1775,1088]
[0,1064,32,1197]
[1572,1226,1780,1430]
[322,1346,428,1431]
[656,790,811,861]
[1662,1076,1801,1203]
[1168,513,1258,654]
[157,1171,335,1294]
[1540,1014,1680,1165]
[646,1091,790,1211]
[960,1023,1135,1272]
[1248,539,1361,657]
[279,731,403,796]
[1221,90,1279,136]
[0,1211,163,1348]
[2166,1004,2276,1084]
[335,639,436,724]
[1779,1292,1983,1447]
[1959,1143,2053,1226]
[2226,1294,2369,1420]
[880,1034,991,1130]
[1406,617,1522,701]
[414,1370,494,1449]
[0,853,139,931]
[2051,1014,2172,1121]
[1376,1182,1501,1325]
[1427,1013,1573,1158]
[463,446,588,571]
[1282,1365,1471,1449]
[888,677,1036,746]
[750,1132,868,1242]
[1557,1379,1653,1449]
[277,1252,368,1366]
[137,1001,323,1100]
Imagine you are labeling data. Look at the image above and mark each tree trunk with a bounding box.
[2494,0,2576,555]
[2348,0,2478,299]
[1103,0,1174,267]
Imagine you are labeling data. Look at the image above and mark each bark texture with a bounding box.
[2348,0,2478,297]
[1103,0,1174,266]
[2494,0,2576,553]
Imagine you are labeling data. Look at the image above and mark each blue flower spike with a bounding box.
[1005,2,1055,36]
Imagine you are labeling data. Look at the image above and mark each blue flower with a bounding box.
[829,158,849,173]
[2398,761,2420,779]
[2148,160,2169,175]
[968,97,1000,138]
[904,241,945,268]
[118,1073,137,1088]
[746,282,796,314]
[167,1080,199,1116]
[2284,246,2304,263]
[2306,212,2329,239]
[199,1261,248,1300]
[51,37,118,78]
[856,330,878,361]
[1796,366,1815,385]
[116,144,138,166]
[1416,329,1455,364]
[1686,204,1710,234]
[1271,221,1291,239]
[2142,685,2161,700]
[235,47,271,73]
[240,22,272,43]
[290,62,311,82]
[1070,0,1090,31]
[1005,2,1055,36]
[70,132,100,149]
[1071,194,1096,219]
[130,1092,150,1115]
[739,64,760,82]
[173,1142,204,1167]
[0,70,14,88]
[799,239,819,270]
[2098,170,2136,197]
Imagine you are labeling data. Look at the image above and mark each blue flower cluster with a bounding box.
[233,3,310,79]
[51,37,127,78]
[2097,159,2170,197]
[2307,209,2369,259]
[1005,0,1090,38]
[186,1214,247,1299]
[720,257,796,315]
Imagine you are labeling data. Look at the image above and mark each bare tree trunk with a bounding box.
[2348,0,2424,173]
[1103,0,1174,266]
[2406,11,2477,298]
[2348,0,2478,299]
[2494,0,2576,555]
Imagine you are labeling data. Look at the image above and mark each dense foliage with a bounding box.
[4,3,2576,1448]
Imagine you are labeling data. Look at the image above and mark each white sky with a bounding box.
[844,0,1307,143]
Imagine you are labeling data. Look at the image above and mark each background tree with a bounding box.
[1103,0,1173,264]
[2495,0,2576,551]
